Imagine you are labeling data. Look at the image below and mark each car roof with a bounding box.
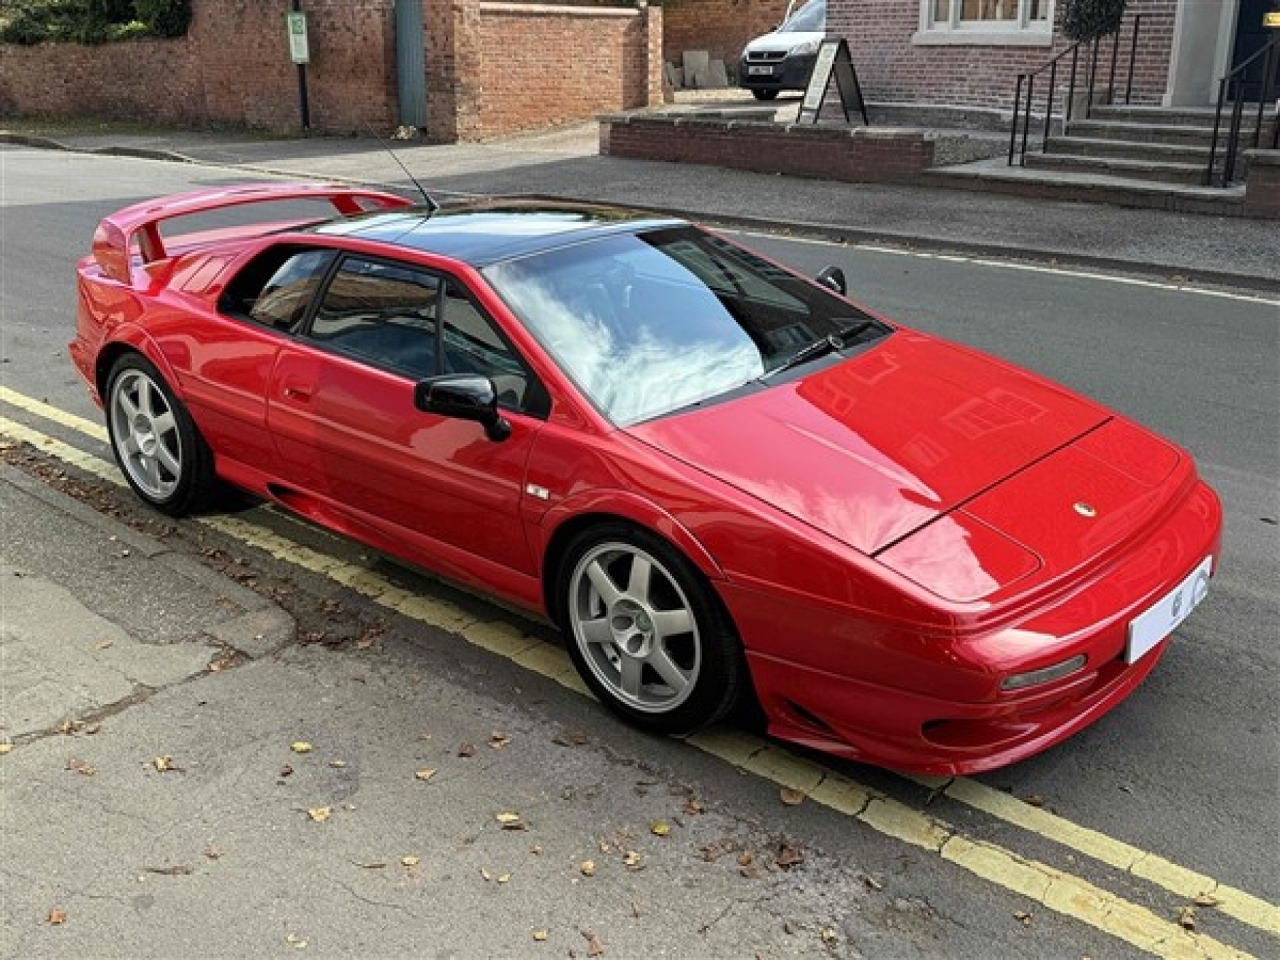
[304,198,686,267]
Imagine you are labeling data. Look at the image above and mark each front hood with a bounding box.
[744,32,823,55]
[627,331,1108,555]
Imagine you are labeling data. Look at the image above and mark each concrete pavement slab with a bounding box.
[0,463,294,739]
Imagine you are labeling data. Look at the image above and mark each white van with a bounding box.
[738,0,827,101]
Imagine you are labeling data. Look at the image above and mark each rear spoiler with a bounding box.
[91,181,415,284]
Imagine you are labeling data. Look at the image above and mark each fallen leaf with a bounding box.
[700,838,736,862]
[152,755,174,773]
[0,743,12,755]
[780,787,806,806]
[286,933,308,949]
[458,742,476,758]
[480,867,492,881]
[489,731,512,750]
[631,899,642,919]
[622,850,643,869]
[650,820,671,837]
[497,873,511,884]
[821,927,839,944]
[401,855,420,867]
[775,844,804,870]
[1013,910,1033,927]
[1023,794,1046,808]
[279,764,294,778]
[144,864,193,876]
[1177,906,1197,930]
[94,640,114,650]
[352,861,387,869]
[84,723,101,735]
[783,920,795,935]
[580,860,596,877]
[495,812,522,824]
[290,742,313,754]
[553,729,591,747]
[740,865,761,879]
[46,907,67,925]
[203,846,223,860]
[307,806,332,822]
[863,874,884,891]
[532,928,548,941]
[583,930,605,957]
[737,852,754,867]
[66,757,96,777]
[414,768,437,782]
[329,759,346,769]
[683,798,705,816]
[1193,893,1222,908]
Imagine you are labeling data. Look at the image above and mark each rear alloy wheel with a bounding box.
[560,524,745,734]
[106,354,216,517]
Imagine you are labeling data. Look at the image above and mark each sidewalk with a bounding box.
[2,119,1278,290]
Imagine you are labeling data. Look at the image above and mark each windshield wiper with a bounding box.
[763,320,877,380]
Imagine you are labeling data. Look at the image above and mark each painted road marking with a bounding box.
[2,394,1276,957]
[729,230,1280,306]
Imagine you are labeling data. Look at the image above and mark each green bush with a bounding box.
[0,0,191,44]
[1059,0,1128,44]
[134,0,188,37]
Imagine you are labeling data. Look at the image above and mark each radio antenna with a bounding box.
[366,123,438,212]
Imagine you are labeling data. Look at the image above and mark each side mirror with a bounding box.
[816,266,847,296]
[414,374,512,442]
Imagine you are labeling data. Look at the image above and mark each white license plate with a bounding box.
[748,65,774,75]
[1125,556,1213,664]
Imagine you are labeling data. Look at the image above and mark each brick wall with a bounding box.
[826,0,1176,110]
[467,2,662,139]
[602,114,935,182]
[662,0,790,71]
[0,0,659,140]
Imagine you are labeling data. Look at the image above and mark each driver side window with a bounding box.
[309,256,441,380]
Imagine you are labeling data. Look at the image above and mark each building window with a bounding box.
[917,0,1053,45]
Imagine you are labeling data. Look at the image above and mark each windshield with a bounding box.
[483,226,889,426]
[780,0,824,33]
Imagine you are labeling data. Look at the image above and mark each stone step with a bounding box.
[1044,136,1211,165]
[924,159,1247,217]
[1064,118,1264,147]
[1088,104,1225,126]
[1024,152,1206,185]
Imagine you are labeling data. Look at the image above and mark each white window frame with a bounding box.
[913,0,1055,47]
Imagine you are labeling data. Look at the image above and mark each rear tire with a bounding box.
[105,353,217,517]
[557,522,746,735]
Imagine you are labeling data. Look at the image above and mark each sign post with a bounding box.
[797,38,869,126]
[287,2,311,132]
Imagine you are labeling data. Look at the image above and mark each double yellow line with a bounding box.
[1,384,1275,959]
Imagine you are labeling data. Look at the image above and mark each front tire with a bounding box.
[105,353,216,517]
[557,523,746,735]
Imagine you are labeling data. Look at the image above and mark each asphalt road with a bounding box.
[1,147,1276,958]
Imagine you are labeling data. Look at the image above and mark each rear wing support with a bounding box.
[91,181,415,284]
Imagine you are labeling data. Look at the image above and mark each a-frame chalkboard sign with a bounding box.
[797,38,869,126]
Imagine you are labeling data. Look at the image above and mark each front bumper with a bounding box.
[721,479,1223,775]
[738,53,816,92]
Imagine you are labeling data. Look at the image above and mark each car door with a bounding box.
[170,245,336,471]
[267,253,548,575]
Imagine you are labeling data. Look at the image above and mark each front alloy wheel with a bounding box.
[560,524,746,734]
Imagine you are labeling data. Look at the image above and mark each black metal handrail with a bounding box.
[1008,16,1142,166]
[1206,35,1280,187]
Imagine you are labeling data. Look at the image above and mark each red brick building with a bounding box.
[826,0,1275,112]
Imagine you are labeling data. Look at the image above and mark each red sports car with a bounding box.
[71,183,1221,774]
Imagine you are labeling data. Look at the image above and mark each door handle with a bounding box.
[282,386,312,402]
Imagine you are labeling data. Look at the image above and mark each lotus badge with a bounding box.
[1074,502,1097,518]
